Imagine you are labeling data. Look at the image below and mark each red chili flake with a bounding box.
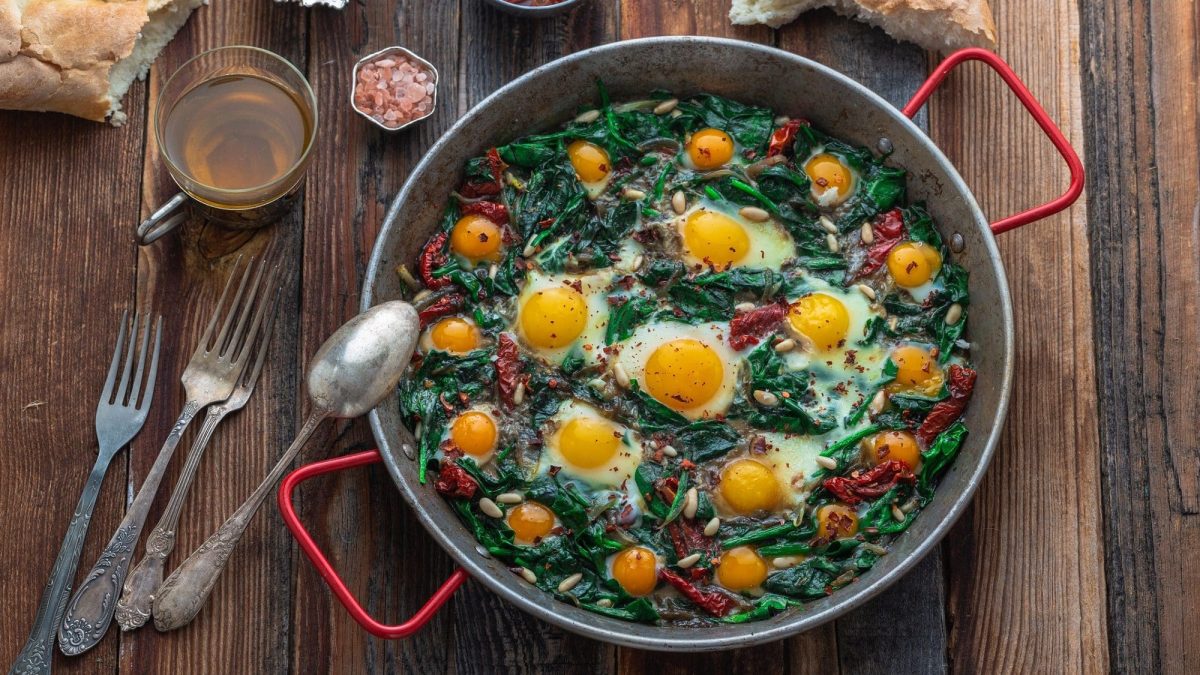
[822,460,915,505]
[728,299,788,351]
[418,292,465,327]
[495,333,524,408]
[767,119,808,157]
[916,365,977,444]
[537,217,555,230]
[418,232,452,289]
[679,459,696,471]
[655,476,679,505]
[434,452,478,499]
[485,148,507,184]
[856,208,907,278]
[658,568,739,617]
[461,200,509,226]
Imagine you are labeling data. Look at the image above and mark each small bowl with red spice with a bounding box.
[482,0,589,17]
[352,46,438,131]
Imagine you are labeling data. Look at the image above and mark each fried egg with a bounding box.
[441,405,502,464]
[420,315,483,355]
[514,270,611,367]
[612,320,741,419]
[683,128,737,171]
[780,277,882,369]
[449,213,504,267]
[803,149,859,207]
[886,241,944,303]
[567,140,613,199]
[676,201,795,270]
[538,400,645,488]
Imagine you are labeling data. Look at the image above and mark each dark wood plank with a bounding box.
[1079,0,1200,672]
[0,83,147,675]
[929,0,1108,672]
[117,1,307,673]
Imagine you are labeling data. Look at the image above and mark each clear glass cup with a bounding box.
[136,46,318,245]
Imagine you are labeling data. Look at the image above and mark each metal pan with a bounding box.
[279,37,1084,651]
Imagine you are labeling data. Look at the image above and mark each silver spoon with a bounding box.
[150,301,420,631]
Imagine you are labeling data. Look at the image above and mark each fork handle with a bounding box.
[58,401,202,655]
[153,408,329,631]
[115,407,225,631]
[9,456,111,675]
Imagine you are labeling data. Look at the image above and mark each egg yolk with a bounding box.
[520,286,588,349]
[816,504,860,540]
[643,338,724,411]
[888,344,944,396]
[787,293,851,351]
[450,214,503,262]
[507,501,555,543]
[716,546,769,591]
[449,411,498,458]
[886,242,942,288]
[557,416,621,469]
[720,458,780,514]
[429,317,481,354]
[686,128,736,170]
[682,210,750,268]
[567,140,611,184]
[611,547,658,596]
[804,153,854,203]
[870,430,922,470]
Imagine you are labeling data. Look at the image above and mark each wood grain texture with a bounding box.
[928,0,1108,672]
[1079,0,1200,672]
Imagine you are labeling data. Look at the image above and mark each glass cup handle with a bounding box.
[136,193,190,246]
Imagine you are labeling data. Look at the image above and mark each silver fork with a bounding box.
[114,296,278,630]
[9,312,162,675]
[57,257,278,656]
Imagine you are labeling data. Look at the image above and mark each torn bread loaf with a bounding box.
[730,0,997,52]
[0,0,205,124]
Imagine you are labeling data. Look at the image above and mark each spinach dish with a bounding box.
[397,85,976,625]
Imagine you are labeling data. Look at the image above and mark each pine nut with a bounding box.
[739,206,770,222]
[772,555,804,569]
[735,301,756,313]
[774,338,796,353]
[704,517,721,537]
[632,254,644,270]
[856,284,876,301]
[815,455,838,470]
[754,390,779,407]
[891,504,906,522]
[612,362,630,388]
[819,216,838,234]
[869,389,887,416]
[860,221,874,244]
[774,115,791,126]
[596,598,613,608]
[575,109,600,124]
[488,264,498,279]
[623,188,646,201]
[826,233,840,253]
[945,303,964,326]
[653,98,679,115]
[683,488,698,519]
[522,243,537,257]
[672,190,686,214]
[558,572,583,593]
[662,444,678,458]
[518,567,537,584]
[496,492,524,504]
[513,380,526,405]
[677,552,702,568]
[479,497,503,519]
[412,289,432,303]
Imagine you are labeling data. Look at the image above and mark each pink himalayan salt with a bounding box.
[353,53,436,129]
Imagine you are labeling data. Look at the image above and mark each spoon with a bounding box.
[150,301,420,631]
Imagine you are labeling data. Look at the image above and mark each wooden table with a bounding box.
[0,0,1192,672]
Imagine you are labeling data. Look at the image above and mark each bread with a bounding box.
[730,0,997,52]
[0,0,205,124]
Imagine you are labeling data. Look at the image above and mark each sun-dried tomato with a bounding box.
[822,460,915,505]
[728,299,788,351]
[916,365,977,444]
[417,292,464,327]
[434,452,478,499]
[767,119,808,157]
[856,208,907,278]
[496,333,524,408]
[461,200,509,226]
[658,568,739,617]
[418,231,452,289]
[459,148,508,197]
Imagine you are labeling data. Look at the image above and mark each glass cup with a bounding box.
[136,46,318,245]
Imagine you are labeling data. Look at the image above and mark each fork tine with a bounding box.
[128,314,152,407]
[137,316,163,412]
[114,312,140,405]
[213,257,257,354]
[194,255,244,357]
[223,256,268,357]
[241,292,280,390]
[233,264,280,366]
[99,310,129,405]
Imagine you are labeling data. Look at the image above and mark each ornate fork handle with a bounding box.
[9,459,110,675]
[58,401,202,655]
[115,407,226,631]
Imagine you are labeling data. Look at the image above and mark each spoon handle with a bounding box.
[152,409,328,631]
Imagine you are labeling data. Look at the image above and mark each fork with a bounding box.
[57,257,277,656]
[9,313,162,675]
[114,297,278,631]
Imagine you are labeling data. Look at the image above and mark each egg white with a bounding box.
[676,201,796,270]
[804,147,860,207]
[611,320,741,420]
[513,270,612,368]
[536,399,645,488]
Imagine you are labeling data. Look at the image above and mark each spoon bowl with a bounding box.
[307,301,420,418]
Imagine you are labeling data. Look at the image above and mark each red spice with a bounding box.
[495,333,524,408]
[417,292,464,327]
[767,119,808,157]
[822,460,915,505]
[658,568,738,617]
[856,208,907,278]
[728,300,788,351]
[418,232,451,289]
[354,54,436,129]
[434,452,478,499]
[916,365,977,444]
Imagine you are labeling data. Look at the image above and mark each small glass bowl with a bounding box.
[481,0,590,18]
[351,46,439,132]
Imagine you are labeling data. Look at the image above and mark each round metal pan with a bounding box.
[288,37,1082,651]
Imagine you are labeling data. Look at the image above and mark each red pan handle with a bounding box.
[901,48,1085,235]
[278,449,468,639]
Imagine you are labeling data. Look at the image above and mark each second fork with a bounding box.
[57,257,278,655]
